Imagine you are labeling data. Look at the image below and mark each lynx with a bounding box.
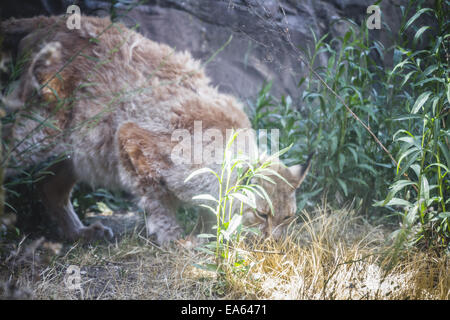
[1,16,311,245]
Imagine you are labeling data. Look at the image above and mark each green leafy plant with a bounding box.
[185,130,291,273]
[251,21,393,214]
[375,1,449,252]
[251,0,449,252]
[72,185,134,218]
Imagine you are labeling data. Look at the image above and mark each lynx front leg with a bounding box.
[118,122,184,246]
[39,158,113,242]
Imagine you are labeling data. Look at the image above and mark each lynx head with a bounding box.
[242,154,313,239]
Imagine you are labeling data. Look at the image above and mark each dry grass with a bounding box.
[224,207,449,299]
[1,205,448,300]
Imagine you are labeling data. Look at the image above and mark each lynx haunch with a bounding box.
[1,15,311,245]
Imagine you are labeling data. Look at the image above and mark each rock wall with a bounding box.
[0,0,435,101]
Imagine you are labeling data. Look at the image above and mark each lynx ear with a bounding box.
[288,153,314,189]
[118,122,170,181]
[118,123,153,178]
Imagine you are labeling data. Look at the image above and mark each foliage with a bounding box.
[72,185,134,218]
[374,1,449,252]
[250,19,394,214]
[250,0,449,251]
[186,130,290,273]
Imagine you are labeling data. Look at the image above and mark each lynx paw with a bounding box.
[79,221,114,242]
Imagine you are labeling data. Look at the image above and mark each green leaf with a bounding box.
[411,91,432,114]
[391,59,414,74]
[425,163,449,174]
[413,26,431,45]
[252,173,276,185]
[192,194,218,202]
[447,82,450,105]
[438,141,450,167]
[336,178,348,197]
[199,204,217,215]
[184,167,219,183]
[397,147,420,170]
[422,65,439,77]
[401,71,417,88]
[382,198,413,208]
[393,114,423,121]
[221,214,242,241]
[420,176,430,200]
[229,192,256,209]
[438,212,450,219]
[257,167,293,188]
[402,8,434,34]
[406,206,419,225]
[410,164,421,179]
[413,77,445,87]
[380,180,418,206]
[348,177,368,187]
[347,146,358,163]
[357,163,377,175]
[397,149,420,176]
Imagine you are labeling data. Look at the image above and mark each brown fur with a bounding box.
[2,15,311,245]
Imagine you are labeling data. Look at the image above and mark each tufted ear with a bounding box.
[287,153,314,189]
[118,123,153,178]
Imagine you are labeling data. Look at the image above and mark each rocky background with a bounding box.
[0,0,430,102]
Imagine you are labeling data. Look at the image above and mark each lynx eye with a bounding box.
[254,209,268,220]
